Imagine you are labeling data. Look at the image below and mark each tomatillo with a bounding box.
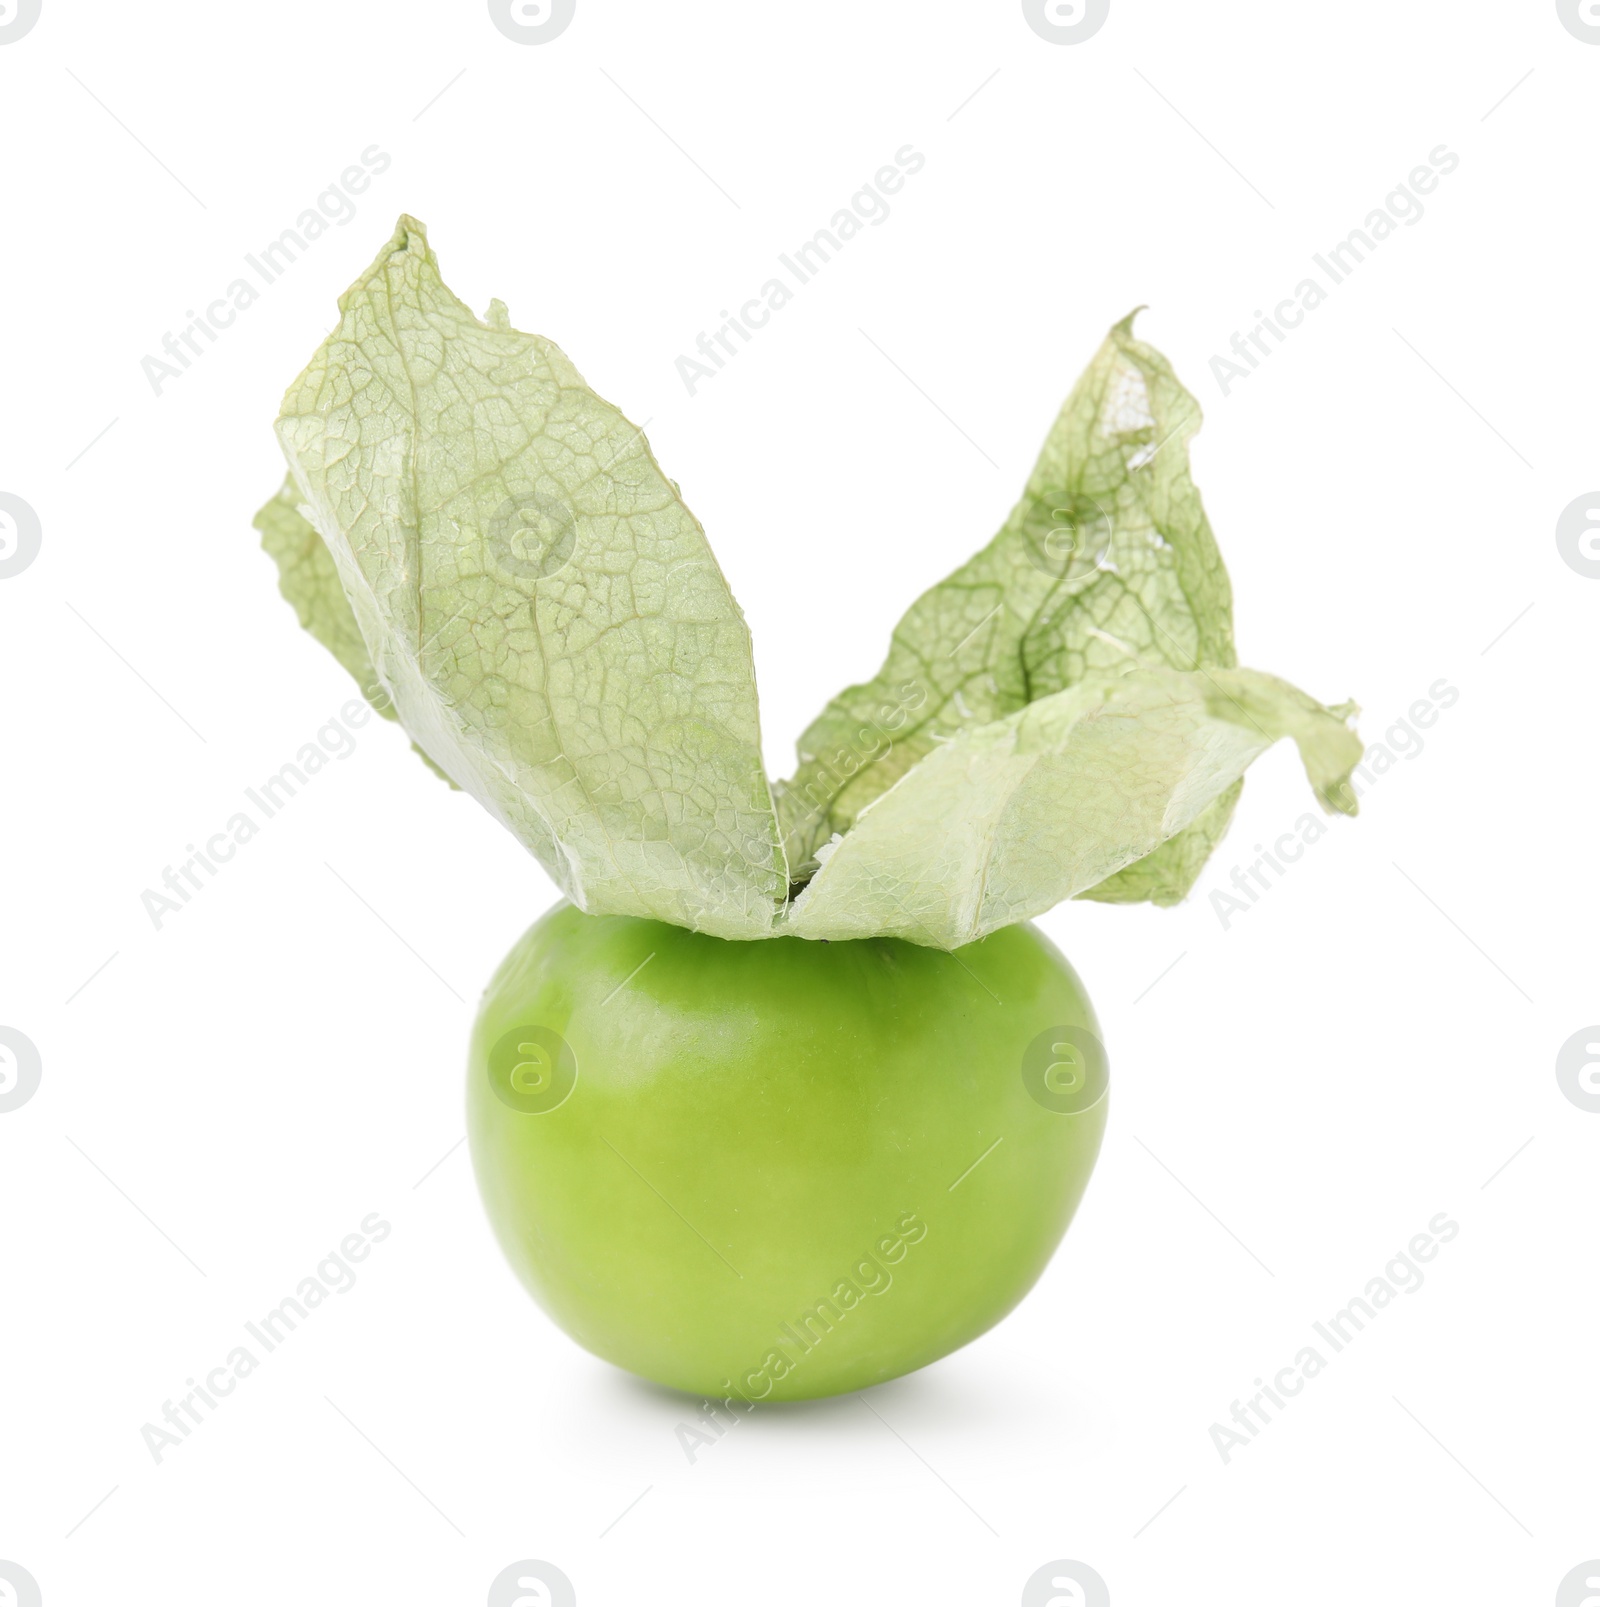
[468,903,1107,1401]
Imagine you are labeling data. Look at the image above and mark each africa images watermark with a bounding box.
[0,1026,42,1114]
[1209,145,1460,397]
[1208,677,1459,931]
[1557,1027,1600,1114]
[673,1209,928,1461]
[1209,1212,1460,1464]
[488,1560,577,1607]
[0,491,41,579]
[140,146,392,396]
[488,0,576,46]
[140,1213,392,1464]
[675,145,926,396]
[1557,492,1600,578]
[1022,1559,1110,1607]
[0,0,42,45]
[0,1562,41,1607]
[1021,0,1110,46]
[776,676,929,859]
[140,697,378,929]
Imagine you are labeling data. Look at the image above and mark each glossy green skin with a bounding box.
[468,904,1107,1401]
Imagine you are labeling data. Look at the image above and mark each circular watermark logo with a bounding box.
[1556,492,1600,576]
[1022,1559,1110,1607]
[1021,495,1113,583]
[487,492,577,582]
[488,0,575,44]
[1556,0,1600,43]
[1022,0,1109,45]
[487,1026,577,1114]
[0,0,42,44]
[0,1561,42,1607]
[0,1028,41,1115]
[1555,1561,1600,1607]
[1022,1024,1108,1114]
[1556,1027,1600,1113]
[0,494,42,578]
[488,1559,576,1606]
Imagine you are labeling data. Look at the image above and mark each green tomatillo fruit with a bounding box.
[467,903,1107,1400]
[253,219,1361,1401]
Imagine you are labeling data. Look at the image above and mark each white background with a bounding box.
[2,2,1596,1603]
